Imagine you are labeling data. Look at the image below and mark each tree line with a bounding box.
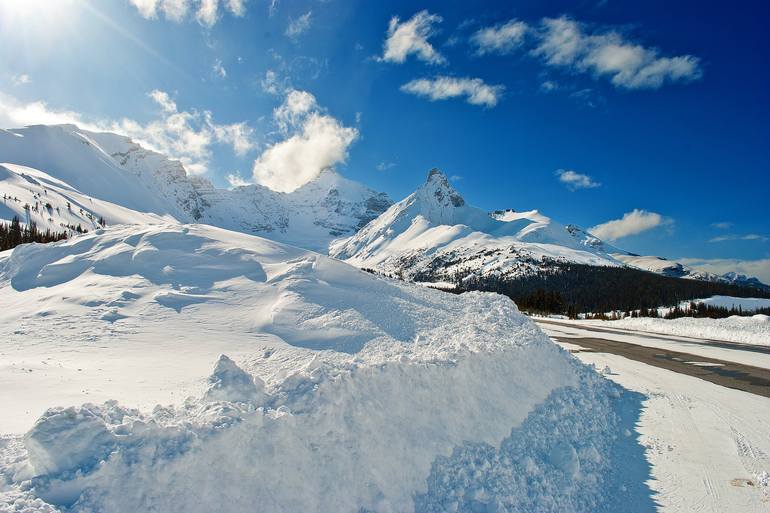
[0,217,73,251]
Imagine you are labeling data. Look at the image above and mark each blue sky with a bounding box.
[0,0,768,278]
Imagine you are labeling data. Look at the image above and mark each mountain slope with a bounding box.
[0,124,391,251]
[331,168,625,282]
[0,223,647,513]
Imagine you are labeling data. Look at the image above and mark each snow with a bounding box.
[0,223,650,512]
[331,169,624,281]
[604,315,770,346]
[0,125,391,251]
[555,337,770,513]
[692,295,770,312]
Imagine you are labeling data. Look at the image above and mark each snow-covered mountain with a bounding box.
[331,169,770,290]
[610,254,722,281]
[330,168,627,282]
[0,222,639,512]
[0,124,391,251]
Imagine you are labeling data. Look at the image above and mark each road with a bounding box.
[534,318,770,513]
[535,319,770,398]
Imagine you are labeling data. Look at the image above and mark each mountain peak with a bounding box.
[420,168,465,208]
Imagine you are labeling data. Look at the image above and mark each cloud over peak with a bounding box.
[252,89,358,192]
[401,76,503,107]
[381,10,446,65]
[589,209,671,241]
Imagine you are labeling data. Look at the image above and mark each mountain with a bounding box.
[610,254,722,281]
[330,168,626,282]
[0,124,391,251]
[0,222,636,512]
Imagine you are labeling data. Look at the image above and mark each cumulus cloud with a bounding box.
[589,209,671,240]
[401,76,504,107]
[286,10,312,39]
[532,16,702,89]
[0,89,255,176]
[381,10,446,65]
[252,89,358,192]
[678,258,770,285]
[556,169,601,190]
[129,0,246,26]
[471,19,528,55]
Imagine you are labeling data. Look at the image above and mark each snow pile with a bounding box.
[609,315,770,346]
[0,224,649,512]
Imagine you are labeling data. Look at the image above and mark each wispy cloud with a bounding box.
[376,161,396,171]
[711,221,733,230]
[213,59,227,78]
[381,10,446,65]
[129,0,246,26]
[589,209,672,240]
[471,19,528,55]
[286,10,312,39]
[708,233,768,243]
[252,89,358,192]
[556,169,601,190]
[532,16,702,89]
[401,76,504,108]
[10,74,31,86]
[0,89,256,176]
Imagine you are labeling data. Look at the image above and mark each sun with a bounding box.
[0,0,78,33]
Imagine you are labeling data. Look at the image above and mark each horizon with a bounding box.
[1,0,768,281]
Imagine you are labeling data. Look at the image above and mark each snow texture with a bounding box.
[0,223,652,513]
[608,315,770,346]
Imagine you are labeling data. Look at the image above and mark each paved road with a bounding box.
[535,319,770,398]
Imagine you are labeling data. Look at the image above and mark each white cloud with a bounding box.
[286,10,312,39]
[400,76,504,107]
[0,89,255,176]
[225,171,251,188]
[261,70,282,95]
[556,169,601,190]
[589,209,671,240]
[196,0,218,26]
[129,0,245,25]
[381,10,446,65]
[11,74,31,86]
[471,19,528,55]
[252,89,358,192]
[540,80,558,92]
[678,258,770,285]
[213,59,227,78]
[711,221,733,230]
[376,161,396,171]
[533,16,702,89]
[709,233,768,243]
[268,0,278,17]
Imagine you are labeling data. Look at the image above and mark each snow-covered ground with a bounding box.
[693,295,770,312]
[602,315,770,346]
[554,340,770,513]
[0,224,651,513]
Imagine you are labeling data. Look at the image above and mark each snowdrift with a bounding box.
[0,224,652,512]
[607,315,770,346]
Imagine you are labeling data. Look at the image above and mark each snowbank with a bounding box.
[609,315,770,346]
[693,295,770,312]
[0,224,650,512]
